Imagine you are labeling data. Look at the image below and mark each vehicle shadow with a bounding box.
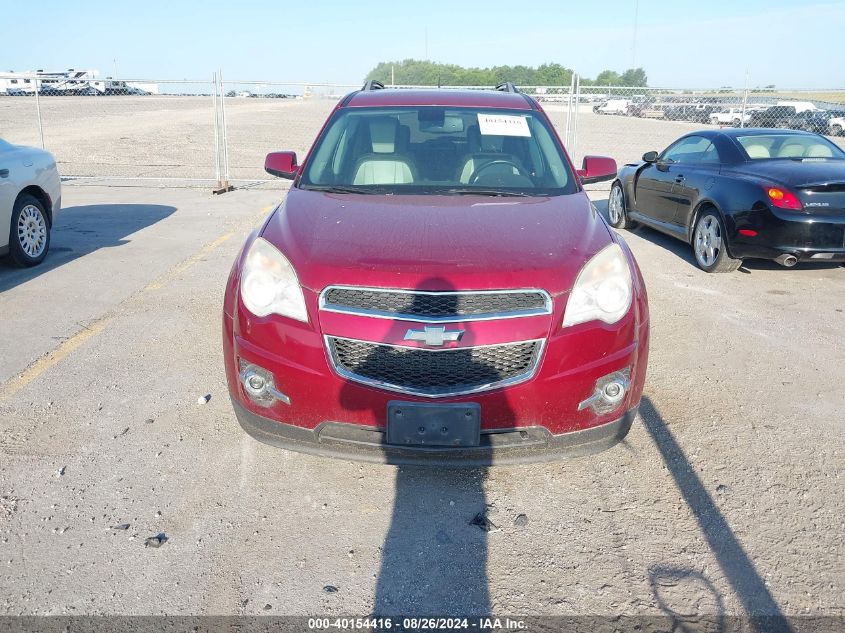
[593,197,842,273]
[0,203,176,293]
[338,279,516,621]
[592,197,700,269]
[639,397,793,633]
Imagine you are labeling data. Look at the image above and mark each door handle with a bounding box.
[675,175,685,183]
[0,169,9,178]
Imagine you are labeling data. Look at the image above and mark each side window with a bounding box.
[530,118,569,187]
[698,142,722,165]
[661,136,711,164]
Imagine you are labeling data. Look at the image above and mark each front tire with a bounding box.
[692,212,741,273]
[832,124,843,136]
[607,182,634,229]
[8,195,50,267]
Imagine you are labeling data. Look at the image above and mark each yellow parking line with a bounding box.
[0,318,112,402]
[144,204,273,291]
[0,203,277,401]
[144,231,234,291]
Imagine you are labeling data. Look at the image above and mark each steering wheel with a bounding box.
[469,159,528,184]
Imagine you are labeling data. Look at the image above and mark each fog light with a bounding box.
[239,360,291,407]
[245,373,267,395]
[603,381,624,401]
[578,369,630,414]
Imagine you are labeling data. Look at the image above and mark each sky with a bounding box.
[2,0,844,88]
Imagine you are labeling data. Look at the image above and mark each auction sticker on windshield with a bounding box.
[477,113,531,137]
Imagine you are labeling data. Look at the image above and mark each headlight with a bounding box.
[240,237,308,322]
[563,243,632,327]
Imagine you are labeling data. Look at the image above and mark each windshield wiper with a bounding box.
[301,185,382,194]
[442,188,536,197]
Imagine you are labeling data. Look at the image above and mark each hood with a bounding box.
[725,159,845,188]
[260,188,612,296]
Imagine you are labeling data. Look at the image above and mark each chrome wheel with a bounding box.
[694,214,722,267]
[17,204,48,258]
[608,186,624,225]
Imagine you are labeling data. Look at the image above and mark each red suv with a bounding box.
[223,82,649,465]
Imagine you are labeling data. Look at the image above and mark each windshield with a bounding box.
[299,106,576,196]
[736,134,845,160]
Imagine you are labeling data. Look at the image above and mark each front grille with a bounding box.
[326,336,542,397]
[321,287,550,321]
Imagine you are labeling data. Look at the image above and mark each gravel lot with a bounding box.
[0,181,842,625]
[2,96,844,183]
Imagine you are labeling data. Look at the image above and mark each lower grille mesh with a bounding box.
[327,337,541,396]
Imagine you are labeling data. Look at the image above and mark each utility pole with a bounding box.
[424,27,428,60]
[632,0,639,68]
[34,78,44,149]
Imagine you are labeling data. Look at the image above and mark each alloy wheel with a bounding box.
[694,214,722,267]
[608,186,624,225]
[17,204,48,259]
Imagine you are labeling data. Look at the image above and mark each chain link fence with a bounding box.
[2,72,844,190]
[557,82,845,189]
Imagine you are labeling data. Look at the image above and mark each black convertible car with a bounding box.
[609,129,845,272]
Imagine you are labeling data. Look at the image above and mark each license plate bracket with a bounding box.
[386,401,481,447]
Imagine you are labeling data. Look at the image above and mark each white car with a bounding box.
[776,100,819,114]
[830,116,845,136]
[709,107,752,126]
[594,99,630,115]
[0,139,61,267]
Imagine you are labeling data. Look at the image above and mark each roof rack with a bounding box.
[495,82,519,93]
[361,79,385,91]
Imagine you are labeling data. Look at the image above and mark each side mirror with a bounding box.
[265,151,299,179]
[577,155,617,185]
[642,151,659,163]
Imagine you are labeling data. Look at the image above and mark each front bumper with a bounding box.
[222,233,650,460]
[232,396,638,466]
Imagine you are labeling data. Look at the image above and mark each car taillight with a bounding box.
[766,186,803,210]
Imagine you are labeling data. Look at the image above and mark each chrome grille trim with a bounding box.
[325,335,545,398]
[319,286,553,323]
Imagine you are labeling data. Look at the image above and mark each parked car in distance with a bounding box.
[748,105,798,128]
[776,101,819,113]
[787,110,840,135]
[0,138,61,267]
[664,104,717,124]
[628,98,662,118]
[709,107,752,127]
[223,82,649,465]
[609,129,845,272]
[593,99,630,115]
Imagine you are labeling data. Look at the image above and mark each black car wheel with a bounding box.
[692,212,741,273]
[8,194,51,268]
[832,124,843,136]
[607,182,634,229]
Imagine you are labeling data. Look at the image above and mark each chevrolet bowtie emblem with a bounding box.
[404,326,465,347]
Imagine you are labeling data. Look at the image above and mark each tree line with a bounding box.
[365,60,648,87]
